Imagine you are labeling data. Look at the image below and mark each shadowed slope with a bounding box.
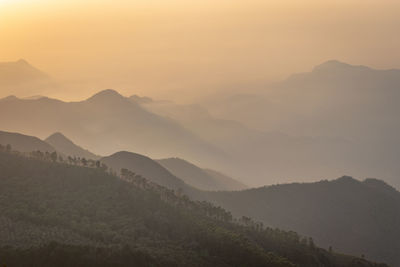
[204,176,400,266]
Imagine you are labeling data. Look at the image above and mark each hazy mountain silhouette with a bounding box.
[2,61,400,188]
[203,176,400,266]
[0,90,225,169]
[157,157,247,191]
[0,59,53,97]
[139,96,362,186]
[204,60,400,138]
[0,130,55,153]
[0,59,48,85]
[45,132,99,160]
[197,60,400,187]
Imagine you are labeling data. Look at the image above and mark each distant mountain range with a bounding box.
[195,61,400,187]
[2,59,400,188]
[136,91,360,187]
[0,89,225,170]
[202,60,400,138]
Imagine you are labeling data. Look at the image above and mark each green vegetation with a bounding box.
[0,150,388,266]
[204,177,400,266]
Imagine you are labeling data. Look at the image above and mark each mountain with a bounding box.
[0,59,53,97]
[197,61,400,188]
[203,176,400,266]
[0,59,48,85]
[0,150,388,267]
[203,60,400,137]
[157,157,247,191]
[45,132,99,159]
[101,151,189,191]
[0,130,55,153]
[129,94,154,104]
[139,96,360,186]
[0,89,225,169]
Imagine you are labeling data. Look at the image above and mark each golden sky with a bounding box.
[1,0,400,100]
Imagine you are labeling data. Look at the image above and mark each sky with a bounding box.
[1,0,400,100]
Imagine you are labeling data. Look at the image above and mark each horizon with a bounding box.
[0,58,397,101]
[2,0,400,101]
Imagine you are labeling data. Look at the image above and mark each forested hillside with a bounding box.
[0,150,387,267]
[204,177,400,266]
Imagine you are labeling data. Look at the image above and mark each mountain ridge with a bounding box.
[203,176,400,266]
[0,89,225,167]
[45,132,100,160]
[0,130,55,153]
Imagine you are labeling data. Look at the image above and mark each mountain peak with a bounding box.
[45,132,99,159]
[313,60,370,72]
[87,89,126,103]
[45,132,76,148]
[334,175,359,184]
[46,132,68,141]
[0,95,18,102]
[90,89,123,98]
[16,58,29,65]
[12,59,40,71]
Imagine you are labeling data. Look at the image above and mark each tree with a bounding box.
[6,144,11,153]
[308,237,315,249]
[81,157,87,166]
[100,163,108,172]
[50,151,58,162]
[121,168,130,178]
